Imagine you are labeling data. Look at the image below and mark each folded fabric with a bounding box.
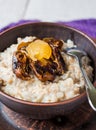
[0,19,96,39]
[61,19,96,39]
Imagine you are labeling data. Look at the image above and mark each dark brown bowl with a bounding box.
[0,22,96,119]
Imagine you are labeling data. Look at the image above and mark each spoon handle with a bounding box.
[78,58,96,111]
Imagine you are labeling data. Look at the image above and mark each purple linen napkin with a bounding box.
[0,19,96,39]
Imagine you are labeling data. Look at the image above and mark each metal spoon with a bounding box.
[66,48,96,111]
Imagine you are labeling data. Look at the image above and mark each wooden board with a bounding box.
[0,102,96,130]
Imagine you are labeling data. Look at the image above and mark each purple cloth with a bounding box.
[0,19,96,38]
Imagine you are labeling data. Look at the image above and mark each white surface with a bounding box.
[0,0,96,28]
[24,0,96,22]
[0,0,27,28]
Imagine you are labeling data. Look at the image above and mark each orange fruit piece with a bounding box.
[26,39,52,61]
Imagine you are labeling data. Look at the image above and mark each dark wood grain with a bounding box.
[0,101,96,130]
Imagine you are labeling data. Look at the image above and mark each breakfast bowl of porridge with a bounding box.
[0,22,96,119]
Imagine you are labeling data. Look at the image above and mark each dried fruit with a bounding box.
[26,40,52,61]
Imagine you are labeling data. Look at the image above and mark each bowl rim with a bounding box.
[0,90,86,106]
[0,22,95,106]
[0,21,96,48]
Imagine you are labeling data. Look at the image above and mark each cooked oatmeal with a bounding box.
[0,36,93,103]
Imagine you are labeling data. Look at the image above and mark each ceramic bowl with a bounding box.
[0,22,96,119]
